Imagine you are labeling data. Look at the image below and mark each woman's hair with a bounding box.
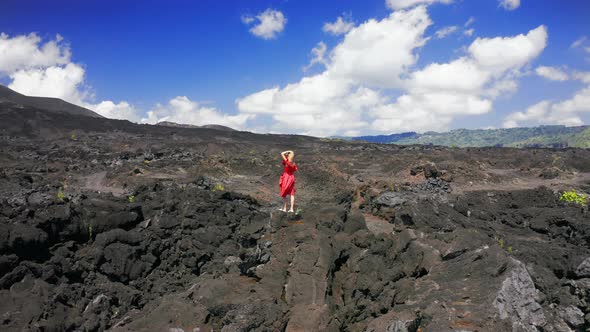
[288,151,295,162]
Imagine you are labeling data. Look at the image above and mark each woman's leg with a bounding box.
[289,195,295,212]
[282,196,288,211]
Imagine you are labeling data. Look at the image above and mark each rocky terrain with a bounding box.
[1,95,590,331]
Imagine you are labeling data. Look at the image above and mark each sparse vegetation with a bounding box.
[212,183,225,191]
[560,189,587,206]
[128,195,136,203]
[56,188,65,202]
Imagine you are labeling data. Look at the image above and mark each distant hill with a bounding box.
[0,84,103,118]
[156,121,236,132]
[350,125,590,148]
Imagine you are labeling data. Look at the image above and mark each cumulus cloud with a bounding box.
[328,6,431,88]
[1,32,141,122]
[503,86,590,128]
[143,96,253,129]
[237,6,431,136]
[468,25,547,74]
[242,9,286,40]
[499,0,520,11]
[323,16,355,36]
[464,29,475,37]
[0,33,71,74]
[92,101,141,122]
[434,26,458,39]
[8,63,86,103]
[303,42,328,72]
[386,0,453,10]
[535,66,569,81]
[236,4,549,136]
[552,86,590,115]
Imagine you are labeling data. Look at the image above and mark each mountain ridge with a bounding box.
[350,125,590,148]
[0,84,103,118]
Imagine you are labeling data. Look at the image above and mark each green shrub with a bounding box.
[128,195,136,203]
[212,183,225,192]
[560,190,587,206]
[56,188,65,202]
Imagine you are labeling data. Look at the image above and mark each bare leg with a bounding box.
[289,195,295,212]
[282,196,288,211]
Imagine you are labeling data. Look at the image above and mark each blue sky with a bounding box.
[1,0,589,136]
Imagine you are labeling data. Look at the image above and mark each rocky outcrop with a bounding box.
[494,259,546,331]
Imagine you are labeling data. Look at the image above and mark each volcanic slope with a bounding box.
[1,105,590,331]
[0,85,103,119]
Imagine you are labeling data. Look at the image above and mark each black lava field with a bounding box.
[1,104,590,331]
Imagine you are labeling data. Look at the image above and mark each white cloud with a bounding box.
[499,0,520,11]
[571,36,586,49]
[323,16,355,36]
[435,26,458,39]
[503,101,551,128]
[535,66,569,81]
[8,63,86,103]
[378,25,546,132]
[1,32,141,122]
[303,42,328,72]
[143,96,253,129]
[468,25,547,74]
[328,6,432,88]
[552,86,590,114]
[0,33,71,74]
[386,0,453,10]
[573,71,590,84]
[504,86,590,128]
[371,92,492,132]
[242,9,286,40]
[409,58,490,93]
[464,17,475,27]
[464,29,475,37]
[241,15,255,25]
[91,101,141,122]
[237,4,549,136]
[237,6,432,136]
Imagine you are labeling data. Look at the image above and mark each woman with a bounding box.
[279,150,298,212]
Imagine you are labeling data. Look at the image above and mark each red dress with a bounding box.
[279,159,298,197]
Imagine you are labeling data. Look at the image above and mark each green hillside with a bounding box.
[352,125,590,148]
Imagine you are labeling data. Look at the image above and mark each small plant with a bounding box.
[507,246,513,253]
[143,159,151,165]
[56,188,66,202]
[295,208,303,215]
[498,238,505,249]
[88,225,93,241]
[212,183,225,192]
[560,190,587,206]
[128,195,136,203]
[70,133,77,140]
